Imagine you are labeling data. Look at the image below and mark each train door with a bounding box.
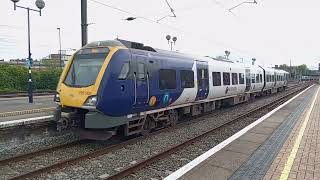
[196,61,209,100]
[274,72,277,87]
[245,69,251,92]
[132,55,149,108]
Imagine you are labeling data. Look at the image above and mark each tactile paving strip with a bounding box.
[229,86,315,180]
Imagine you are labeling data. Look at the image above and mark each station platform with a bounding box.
[165,84,320,180]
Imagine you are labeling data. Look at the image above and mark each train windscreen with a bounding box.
[64,48,109,87]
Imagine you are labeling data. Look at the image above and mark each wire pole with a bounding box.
[27,8,33,103]
[81,0,88,47]
[57,28,62,69]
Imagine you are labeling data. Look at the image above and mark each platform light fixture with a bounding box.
[166,35,177,51]
[11,0,45,103]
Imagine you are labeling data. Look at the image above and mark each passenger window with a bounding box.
[159,69,176,90]
[212,72,221,86]
[180,70,194,88]
[198,69,208,79]
[137,63,145,80]
[223,72,230,85]
[252,74,256,83]
[232,73,238,85]
[118,63,130,80]
[260,74,263,82]
[256,74,259,83]
[239,73,245,84]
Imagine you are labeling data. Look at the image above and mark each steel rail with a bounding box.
[0,140,87,167]
[105,84,311,180]
[7,83,311,180]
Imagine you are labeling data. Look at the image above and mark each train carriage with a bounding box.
[54,39,289,140]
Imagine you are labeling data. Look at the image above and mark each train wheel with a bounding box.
[57,117,69,131]
[168,110,179,126]
[141,117,155,136]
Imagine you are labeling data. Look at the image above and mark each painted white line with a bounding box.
[0,115,53,128]
[164,85,314,180]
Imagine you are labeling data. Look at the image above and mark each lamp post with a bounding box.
[57,27,62,69]
[224,50,230,60]
[11,0,45,103]
[166,35,177,51]
[81,0,88,47]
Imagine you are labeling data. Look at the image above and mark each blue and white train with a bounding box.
[54,39,289,139]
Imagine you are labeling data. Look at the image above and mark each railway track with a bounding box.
[106,84,310,179]
[1,83,311,179]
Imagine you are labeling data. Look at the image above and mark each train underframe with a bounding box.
[54,86,286,140]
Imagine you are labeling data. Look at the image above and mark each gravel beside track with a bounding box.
[16,83,309,179]
[0,139,123,180]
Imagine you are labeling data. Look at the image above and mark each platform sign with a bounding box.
[26,57,33,68]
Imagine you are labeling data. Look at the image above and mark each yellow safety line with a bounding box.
[279,86,320,180]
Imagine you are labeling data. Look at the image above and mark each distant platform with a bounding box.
[165,84,319,180]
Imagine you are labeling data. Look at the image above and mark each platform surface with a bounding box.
[0,95,54,113]
[171,85,319,180]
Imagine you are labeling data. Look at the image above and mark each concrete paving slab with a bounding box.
[180,165,232,180]
[238,132,269,144]
[258,121,281,129]
[225,140,261,155]
[202,150,249,171]
[249,126,275,135]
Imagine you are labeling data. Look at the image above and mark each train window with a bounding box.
[212,72,221,86]
[272,75,274,82]
[118,63,130,80]
[251,74,256,83]
[198,69,208,79]
[239,73,245,84]
[180,70,194,88]
[137,63,145,80]
[260,74,263,82]
[266,75,269,82]
[256,74,259,83]
[159,69,176,90]
[223,72,230,85]
[232,73,238,85]
[198,69,209,87]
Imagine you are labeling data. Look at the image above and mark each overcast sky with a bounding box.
[0,0,319,69]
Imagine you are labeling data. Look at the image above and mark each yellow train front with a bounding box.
[53,40,132,140]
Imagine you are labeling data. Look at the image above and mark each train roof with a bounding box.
[84,39,289,74]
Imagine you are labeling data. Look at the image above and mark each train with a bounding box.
[53,39,289,140]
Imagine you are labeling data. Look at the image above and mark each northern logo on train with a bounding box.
[162,93,170,104]
[149,96,157,106]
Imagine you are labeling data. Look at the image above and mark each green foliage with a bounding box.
[0,64,61,92]
[296,64,309,75]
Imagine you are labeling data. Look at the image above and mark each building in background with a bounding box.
[41,49,75,67]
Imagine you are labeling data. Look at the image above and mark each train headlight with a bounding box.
[84,96,97,106]
[54,93,60,103]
